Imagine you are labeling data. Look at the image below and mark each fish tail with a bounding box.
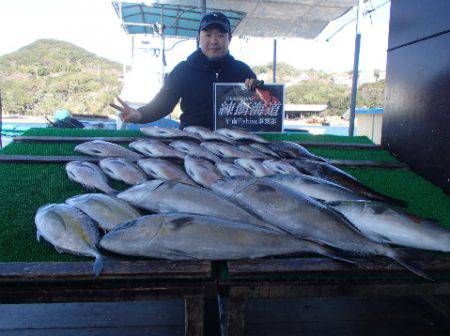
[316,245,357,265]
[389,249,433,281]
[93,254,105,277]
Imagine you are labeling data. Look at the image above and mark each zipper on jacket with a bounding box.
[214,69,222,81]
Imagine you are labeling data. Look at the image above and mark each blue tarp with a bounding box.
[112,1,245,37]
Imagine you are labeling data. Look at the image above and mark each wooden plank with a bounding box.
[226,257,450,278]
[0,260,211,280]
[14,136,139,144]
[14,136,382,150]
[296,141,381,149]
[185,295,205,336]
[0,154,407,169]
[327,159,408,169]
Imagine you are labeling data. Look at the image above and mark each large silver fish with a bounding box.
[263,159,300,175]
[129,139,185,159]
[170,140,222,163]
[215,128,269,143]
[291,158,408,207]
[200,142,260,159]
[140,126,201,141]
[74,140,142,160]
[99,158,147,185]
[249,142,281,158]
[238,145,270,159]
[35,203,104,276]
[66,193,141,231]
[234,158,275,177]
[100,213,344,260]
[184,155,222,188]
[66,161,117,195]
[268,141,326,162]
[268,174,369,202]
[137,158,195,185]
[184,126,236,144]
[117,180,275,230]
[328,200,450,252]
[211,177,430,279]
[215,162,250,177]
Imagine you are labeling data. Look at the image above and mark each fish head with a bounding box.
[169,140,197,154]
[117,180,166,204]
[74,141,108,157]
[211,176,257,199]
[100,215,165,254]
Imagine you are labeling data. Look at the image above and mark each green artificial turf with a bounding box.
[259,132,373,144]
[0,128,448,267]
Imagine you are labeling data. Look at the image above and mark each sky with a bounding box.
[0,0,391,73]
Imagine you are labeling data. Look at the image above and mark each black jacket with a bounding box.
[138,49,256,129]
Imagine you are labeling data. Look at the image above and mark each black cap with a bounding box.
[199,12,231,34]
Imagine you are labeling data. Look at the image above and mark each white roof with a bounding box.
[156,0,360,38]
[285,104,328,112]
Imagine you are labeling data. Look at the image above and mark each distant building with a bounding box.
[331,73,352,86]
[284,104,328,119]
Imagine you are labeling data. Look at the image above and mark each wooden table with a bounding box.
[218,257,450,336]
[0,259,215,336]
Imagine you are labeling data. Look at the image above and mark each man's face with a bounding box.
[199,28,231,59]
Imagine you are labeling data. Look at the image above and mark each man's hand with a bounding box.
[244,78,264,90]
[109,96,142,123]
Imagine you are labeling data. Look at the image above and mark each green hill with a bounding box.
[0,39,122,116]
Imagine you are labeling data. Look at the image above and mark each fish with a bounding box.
[215,162,250,177]
[268,141,327,162]
[291,158,408,207]
[129,139,185,160]
[99,158,147,185]
[66,161,117,195]
[140,126,201,141]
[328,200,450,252]
[100,213,348,260]
[248,142,281,158]
[263,159,300,175]
[35,203,104,276]
[234,158,276,177]
[66,193,141,231]
[238,145,271,159]
[268,174,369,202]
[117,179,276,231]
[170,140,222,163]
[215,128,269,143]
[137,158,196,185]
[211,177,430,280]
[74,140,142,160]
[184,155,222,188]
[184,126,236,144]
[201,142,262,159]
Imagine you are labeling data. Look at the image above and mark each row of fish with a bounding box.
[35,126,449,279]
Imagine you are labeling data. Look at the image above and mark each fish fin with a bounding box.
[105,188,119,196]
[390,249,433,281]
[55,246,64,254]
[369,232,393,245]
[93,254,104,277]
[166,249,198,260]
[36,230,41,242]
[315,244,357,265]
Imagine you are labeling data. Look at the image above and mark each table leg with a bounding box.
[185,295,204,336]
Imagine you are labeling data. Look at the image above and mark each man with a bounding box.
[111,11,260,129]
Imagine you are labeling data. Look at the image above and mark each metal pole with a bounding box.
[273,39,277,83]
[348,0,364,136]
[201,0,206,15]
